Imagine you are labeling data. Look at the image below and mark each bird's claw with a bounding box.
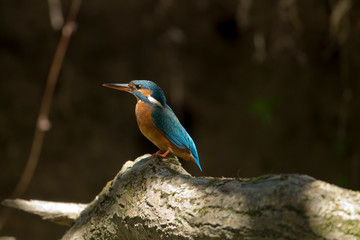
[152,150,170,158]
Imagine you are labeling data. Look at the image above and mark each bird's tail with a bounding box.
[187,133,202,171]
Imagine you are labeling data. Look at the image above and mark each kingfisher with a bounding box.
[103,80,202,171]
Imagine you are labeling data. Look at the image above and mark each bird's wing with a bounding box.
[152,105,200,167]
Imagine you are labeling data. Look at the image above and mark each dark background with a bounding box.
[1,0,360,239]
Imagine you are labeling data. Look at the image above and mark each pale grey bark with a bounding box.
[2,199,86,226]
[3,155,360,239]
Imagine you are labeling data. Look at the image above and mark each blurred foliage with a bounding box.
[333,139,348,156]
[1,0,360,239]
[334,174,351,188]
[250,97,278,126]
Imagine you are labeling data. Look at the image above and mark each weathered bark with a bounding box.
[3,155,360,239]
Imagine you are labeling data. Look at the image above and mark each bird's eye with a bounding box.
[135,84,142,89]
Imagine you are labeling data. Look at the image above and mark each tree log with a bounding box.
[3,155,360,239]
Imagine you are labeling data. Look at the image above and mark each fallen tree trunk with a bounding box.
[3,155,360,239]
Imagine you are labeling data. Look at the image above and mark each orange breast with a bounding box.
[135,101,171,151]
[135,101,196,163]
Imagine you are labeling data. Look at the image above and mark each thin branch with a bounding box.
[2,199,86,226]
[47,0,64,30]
[0,0,83,231]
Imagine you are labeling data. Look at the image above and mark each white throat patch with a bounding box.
[148,96,163,107]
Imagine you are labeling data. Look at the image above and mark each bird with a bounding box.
[103,80,202,171]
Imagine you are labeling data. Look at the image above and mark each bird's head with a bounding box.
[103,80,166,107]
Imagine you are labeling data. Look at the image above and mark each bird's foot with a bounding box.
[152,150,170,158]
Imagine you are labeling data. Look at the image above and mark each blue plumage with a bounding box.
[131,80,166,105]
[103,80,202,171]
[152,105,201,171]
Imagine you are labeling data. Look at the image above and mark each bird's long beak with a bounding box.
[102,83,131,92]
